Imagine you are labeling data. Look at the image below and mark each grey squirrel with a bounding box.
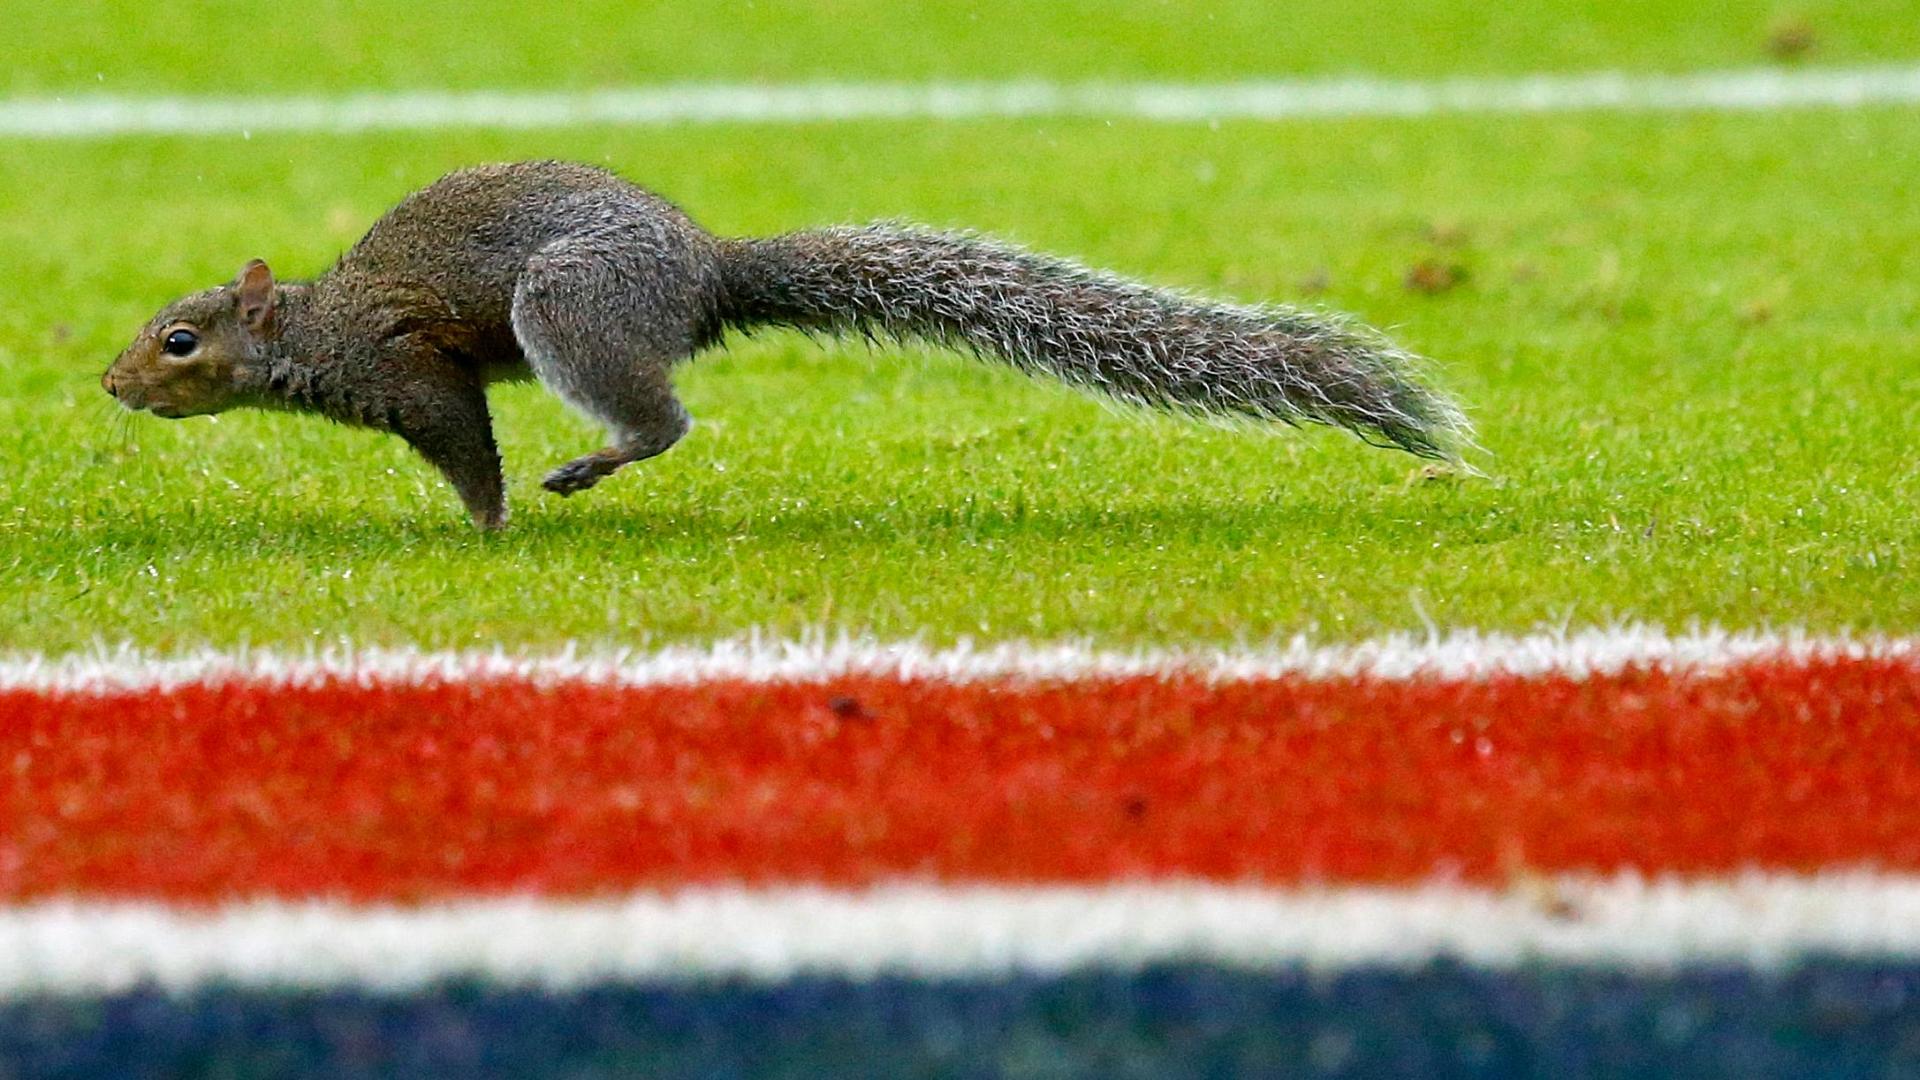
[103,160,1470,529]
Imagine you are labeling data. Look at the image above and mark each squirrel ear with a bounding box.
[235,259,275,333]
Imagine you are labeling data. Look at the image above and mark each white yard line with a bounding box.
[4,65,1919,138]
[5,875,1918,995]
[0,628,1911,693]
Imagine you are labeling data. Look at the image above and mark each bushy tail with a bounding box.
[716,225,1470,460]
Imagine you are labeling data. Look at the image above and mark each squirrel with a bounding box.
[103,160,1470,529]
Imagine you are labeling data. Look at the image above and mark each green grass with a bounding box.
[12,1,1920,93]
[3,4,1918,651]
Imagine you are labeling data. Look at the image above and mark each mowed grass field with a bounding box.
[2,2,1918,652]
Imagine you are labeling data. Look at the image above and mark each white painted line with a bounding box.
[0,628,1911,694]
[5,65,1920,138]
[5,875,1918,995]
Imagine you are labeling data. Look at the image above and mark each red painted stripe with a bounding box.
[3,656,1918,901]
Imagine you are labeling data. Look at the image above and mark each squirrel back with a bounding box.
[336,162,729,356]
[104,161,1471,529]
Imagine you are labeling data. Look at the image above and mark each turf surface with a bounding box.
[2,4,1917,651]
[12,654,1917,898]
[12,2,1920,93]
[8,964,1920,1080]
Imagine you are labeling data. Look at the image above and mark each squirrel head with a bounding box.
[102,260,279,418]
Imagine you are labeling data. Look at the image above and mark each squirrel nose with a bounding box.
[101,371,116,395]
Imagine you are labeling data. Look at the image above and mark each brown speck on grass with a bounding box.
[1403,462,1466,488]
[1404,259,1467,295]
[1765,14,1817,61]
[1295,268,1330,296]
[1740,280,1790,324]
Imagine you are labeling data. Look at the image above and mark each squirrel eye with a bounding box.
[162,328,199,357]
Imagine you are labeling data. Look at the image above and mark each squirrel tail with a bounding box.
[715,225,1471,461]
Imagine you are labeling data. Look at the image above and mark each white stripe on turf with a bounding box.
[5,875,1919,995]
[0,629,1911,693]
[4,65,1920,138]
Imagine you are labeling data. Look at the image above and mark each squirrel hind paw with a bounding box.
[542,455,616,496]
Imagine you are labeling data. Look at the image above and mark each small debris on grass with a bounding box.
[1739,280,1790,325]
[1403,463,1468,488]
[1765,15,1818,61]
[1404,259,1467,295]
[1295,268,1331,296]
[1425,218,1470,247]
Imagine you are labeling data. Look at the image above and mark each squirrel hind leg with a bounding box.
[541,403,692,496]
[511,235,700,498]
[524,360,692,496]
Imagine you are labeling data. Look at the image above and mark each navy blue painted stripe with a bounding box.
[4,961,1919,1079]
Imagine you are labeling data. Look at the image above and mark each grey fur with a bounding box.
[104,161,1471,529]
[508,196,709,492]
[718,226,1470,459]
